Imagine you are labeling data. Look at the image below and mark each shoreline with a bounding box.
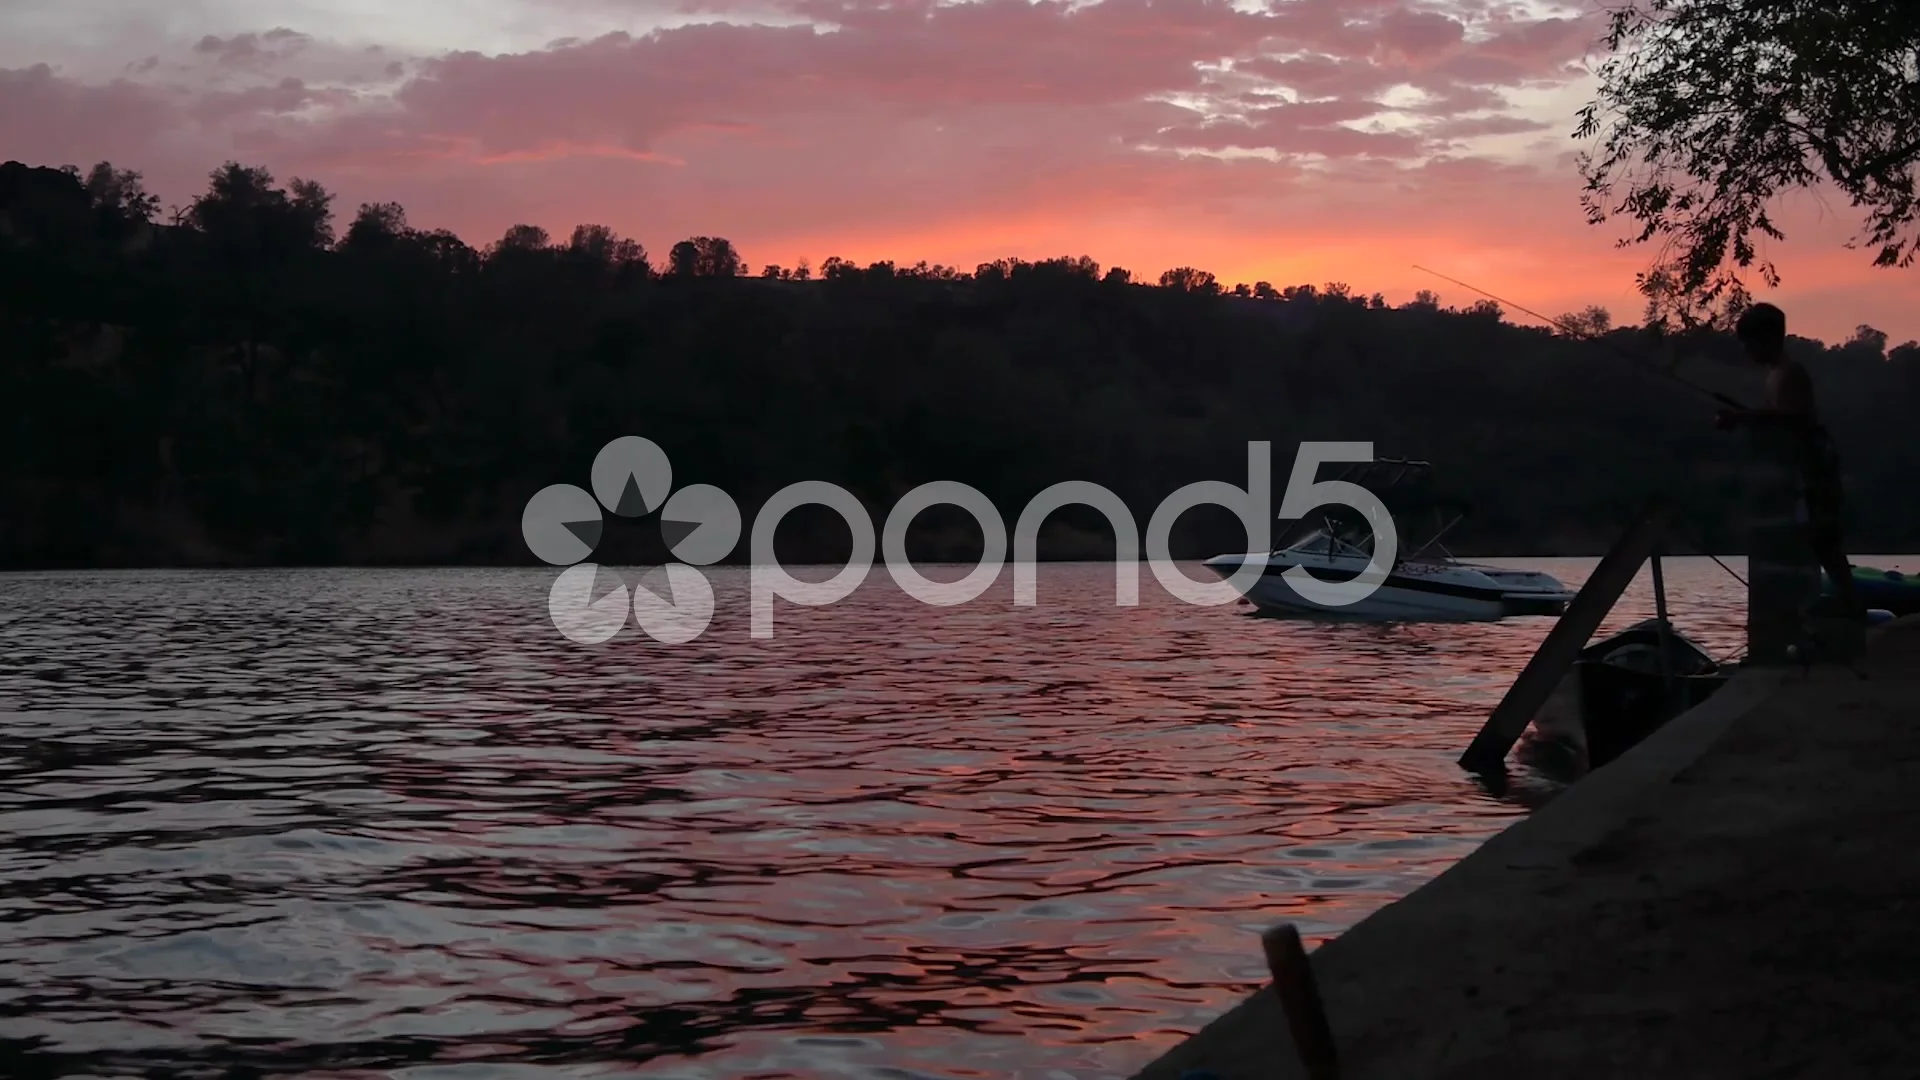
[1130,614,1920,1079]
[5,553,1914,574]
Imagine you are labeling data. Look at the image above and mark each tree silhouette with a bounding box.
[1557,306,1614,337]
[0,163,93,249]
[494,224,551,253]
[1578,1,1920,320]
[342,202,409,253]
[82,162,159,225]
[670,236,745,277]
[1848,324,1890,358]
[1158,266,1220,294]
[565,224,648,277]
[188,163,333,256]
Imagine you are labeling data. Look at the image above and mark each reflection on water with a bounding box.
[0,559,1769,1077]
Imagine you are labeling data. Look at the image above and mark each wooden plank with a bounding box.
[1457,503,1665,773]
[1262,923,1340,1080]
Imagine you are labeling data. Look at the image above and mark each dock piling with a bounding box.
[1261,923,1340,1080]
[1649,549,1680,713]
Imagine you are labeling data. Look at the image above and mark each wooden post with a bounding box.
[1650,550,1679,711]
[1263,923,1340,1080]
[1458,502,1664,773]
[1745,426,1823,665]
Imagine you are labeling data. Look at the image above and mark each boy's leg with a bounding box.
[1807,509,1861,617]
[1801,438,1859,618]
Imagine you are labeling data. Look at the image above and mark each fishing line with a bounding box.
[1706,552,1748,588]
[1411,267,1786,620]
[1410,264,1748,410]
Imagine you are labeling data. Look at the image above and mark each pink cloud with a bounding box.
[1427,113,1549,139]
[1474,15,1594,65]
[0,64,175,164]
[1373,8,1466,65]
[192,27,315,68]
[1167,97,1427,157]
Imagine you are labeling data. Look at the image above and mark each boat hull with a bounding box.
[1206,553,1573,622]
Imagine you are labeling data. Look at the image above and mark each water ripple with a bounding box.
[0,558,1775,1078]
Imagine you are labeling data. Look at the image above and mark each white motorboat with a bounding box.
[1203,458,1575,621]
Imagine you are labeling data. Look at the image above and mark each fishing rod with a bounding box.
[1410,264,1747,410]
[1411,264,1772,577]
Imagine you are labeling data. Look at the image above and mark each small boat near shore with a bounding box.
[1203,458,1575,621]
[1527,617,1730,770]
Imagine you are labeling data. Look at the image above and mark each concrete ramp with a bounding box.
[1128,617,1920,1080]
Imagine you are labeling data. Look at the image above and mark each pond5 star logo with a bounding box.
[520,436,742,644]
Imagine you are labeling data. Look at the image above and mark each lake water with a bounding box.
[1,557,1907,1079]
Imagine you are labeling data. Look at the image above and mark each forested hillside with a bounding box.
[4,158,1917,568]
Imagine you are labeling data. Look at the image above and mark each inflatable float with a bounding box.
[1823,565,1920,617]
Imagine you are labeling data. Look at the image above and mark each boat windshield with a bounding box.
[1274,457,1470,561]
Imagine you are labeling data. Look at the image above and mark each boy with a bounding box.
[1714,302,1862,617]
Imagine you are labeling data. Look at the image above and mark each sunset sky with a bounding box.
[3,0,1913,345]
